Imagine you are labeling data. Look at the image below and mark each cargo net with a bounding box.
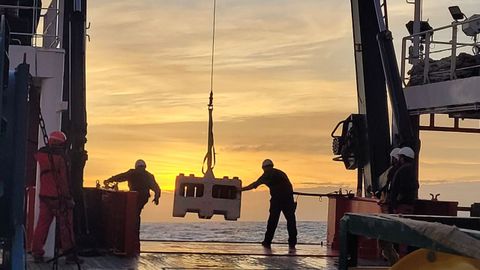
[401,15,480,87]
[408,52,480,86]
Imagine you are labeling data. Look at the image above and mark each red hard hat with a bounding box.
[48,131,67,145]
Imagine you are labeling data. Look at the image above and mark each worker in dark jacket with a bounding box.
[104,160,161,210]
[387,147,419,214]
[377,148,401,202]
[32,131,82,264]
[104,160,161,253]
[388,147,418,214]
[381,147,419,262]
[377,147,402,265]
[242,159,297,250]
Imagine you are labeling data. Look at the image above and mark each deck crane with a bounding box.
[332,0,480,268]
[332,0,416,197]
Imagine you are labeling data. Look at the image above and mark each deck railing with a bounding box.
[0,0,62,48]
[401,16,480,86]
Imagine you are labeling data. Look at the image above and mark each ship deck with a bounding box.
[27,241,339,269]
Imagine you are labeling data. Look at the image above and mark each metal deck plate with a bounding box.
[27,241,338,269]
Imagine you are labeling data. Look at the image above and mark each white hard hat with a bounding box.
[390,148,400,159]
[135,159,147,168]
[262,159,274,168]
[398,147,415,159]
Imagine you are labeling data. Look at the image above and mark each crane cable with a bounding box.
[202,0,217,175]
[210,0,216,94]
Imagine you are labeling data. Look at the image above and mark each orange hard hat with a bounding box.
[48,131,67,145]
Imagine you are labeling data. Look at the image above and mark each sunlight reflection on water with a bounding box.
[141,221,327,244]
[137,221,337,269]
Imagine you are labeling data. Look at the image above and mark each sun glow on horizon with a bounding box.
[84,1,480,223]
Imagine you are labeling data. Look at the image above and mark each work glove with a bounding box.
[103,179,111,186]
[153,197,159,205]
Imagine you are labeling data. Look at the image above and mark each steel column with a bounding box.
[350,0,391,195]
[61,0,89,240]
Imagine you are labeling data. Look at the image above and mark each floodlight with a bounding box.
[449,6,466,21]
[405,21,433,39]
[462,14,480,37]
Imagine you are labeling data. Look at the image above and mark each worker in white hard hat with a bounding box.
[377,147,402,265]
[390,148,401,164]
[376,147,401,200]
[241,159,297,250]
[378,146,419,265]
[387,147,418,214]
[104,159,161,254]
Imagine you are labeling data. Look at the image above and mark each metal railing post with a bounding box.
[401,14,480,85]
[0,3,61,48]
[451,23,458,80]
[423,32,431,84]
[401,37,407,85]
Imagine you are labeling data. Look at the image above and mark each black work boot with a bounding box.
[261,241,271,249]
[33,255,44,263]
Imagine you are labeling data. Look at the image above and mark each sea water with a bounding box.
[140,221,327,244]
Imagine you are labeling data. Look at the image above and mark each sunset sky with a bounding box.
[82,1,480,221]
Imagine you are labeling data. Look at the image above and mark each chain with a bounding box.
[39,111,49,146]
[38,110,79,268]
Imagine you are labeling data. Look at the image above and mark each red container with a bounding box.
[327,196,381,259]
[84,188,138,256]
[414,199,458,216]
[327,196,460,259]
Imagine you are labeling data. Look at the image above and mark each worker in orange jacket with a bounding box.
[31,131,81,264]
